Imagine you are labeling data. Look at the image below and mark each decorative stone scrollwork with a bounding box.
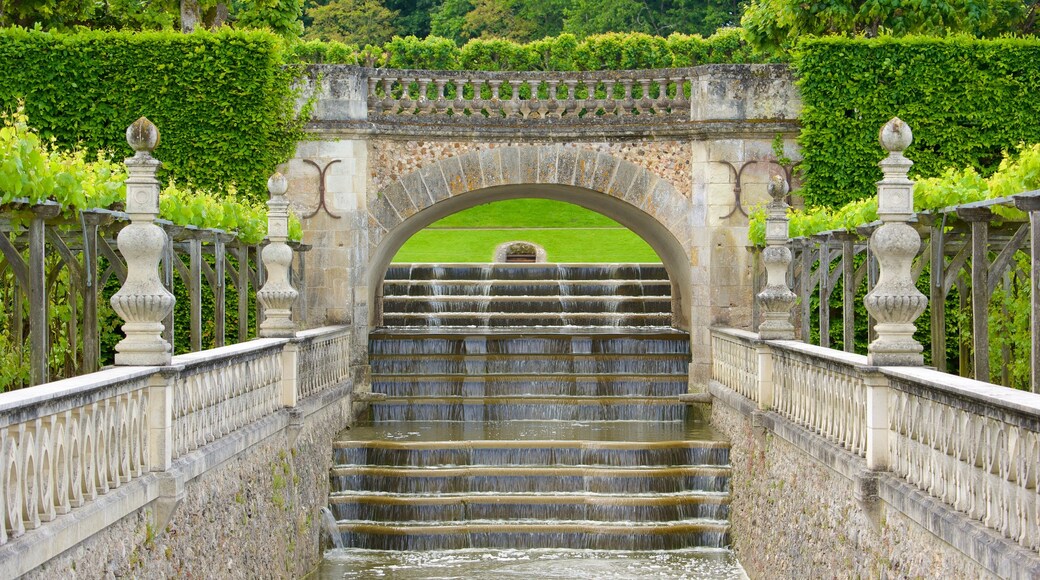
[757,175,797,340]
[258,173,300,338]
[864,118,927,366]
[110,117,176,366]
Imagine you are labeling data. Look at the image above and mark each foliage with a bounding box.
[0,27,302,203]
[795,36,1040,208]
[289,28,774,68]
[304,0,399,45]
[742,0,1034,53]
[749,143,1040,245]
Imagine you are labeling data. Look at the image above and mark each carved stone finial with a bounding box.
[865,118,926,366]
[111,118,174,366]
[758,174,796,340]
[268,172,288,198]
[879,117,912,152]
[126,117,160,154]
[258,172,298,337]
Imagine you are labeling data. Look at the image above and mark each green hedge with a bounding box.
[290,29,776,70]
[0,28,301,202]
[795,36,1040,207]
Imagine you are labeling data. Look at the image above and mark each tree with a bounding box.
[304,0,398,45]
[742,0,1035,52]
[430,0,474,43]
[563,0,742,37]
[462,0,535,41]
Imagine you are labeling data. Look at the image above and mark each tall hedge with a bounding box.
[0,28,301,202]
[795,36,1040,207]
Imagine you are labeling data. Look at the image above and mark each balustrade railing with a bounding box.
[771,343,868,457]
[710,328,759,403]
[885,368,1040,552]
[366,68,693,120]
[296,326,351,399]
[0,324,350,555]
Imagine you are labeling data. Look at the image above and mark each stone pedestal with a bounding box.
[864,118,927,366]
[111,118,176,366]
[258,173,299,337]
[757,175,796,340]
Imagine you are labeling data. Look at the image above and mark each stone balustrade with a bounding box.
[770,342,868,458]
[366,68,693,120]
[885,367,1040,552]
[0,325,351,575]
[711,328,760,404]
[709,327,1040,560]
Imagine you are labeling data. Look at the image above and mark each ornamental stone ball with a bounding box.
[879,117,912,152]
[268,171,289,198]
[126,116,160,153]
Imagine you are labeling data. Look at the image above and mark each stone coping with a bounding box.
[768,339,869,369]
[882,366,1040,426]
[0,365,157,423]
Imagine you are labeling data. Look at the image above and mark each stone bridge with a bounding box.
[1,65,1039,579]
[282,64,801,383]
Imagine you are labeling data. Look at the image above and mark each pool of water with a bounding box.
[314,548,747,579]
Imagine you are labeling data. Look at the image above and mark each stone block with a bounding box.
[420,164,450,203]
[557,146,579,185]
[441,156,468,196]
[708,140,745,164]
[379,180,417,220]
[574,149,599,191]
[458,151,484,192]
[624,170,656,208]
[519,147,539,184]
[479,148,504,187]
[538,145,560,184]
[589,153,618,194]
[605,161,639,200]
[400,171,433,209]
[500,147,521,185]
[369,199,401,232]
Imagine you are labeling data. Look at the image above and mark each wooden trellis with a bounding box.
[0,201,309,388]
[754,190,1040,392]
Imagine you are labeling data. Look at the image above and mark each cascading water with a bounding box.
[318,263,744,578]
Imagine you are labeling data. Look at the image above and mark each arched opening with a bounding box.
[368,184,691,329]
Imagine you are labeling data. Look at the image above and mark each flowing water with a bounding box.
[316,264,744,578]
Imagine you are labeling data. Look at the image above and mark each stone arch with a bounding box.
[366,145,693,329]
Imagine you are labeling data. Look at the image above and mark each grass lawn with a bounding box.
[392,199,662,263]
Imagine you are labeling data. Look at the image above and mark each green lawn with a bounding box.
[393,199,662,263]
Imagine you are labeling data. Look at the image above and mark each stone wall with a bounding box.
[23,389,354,579]
[711,394,997,579]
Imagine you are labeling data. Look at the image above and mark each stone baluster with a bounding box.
[637,78,653,113]
[367,77,382,114]
[434,78,449,114]
[654,77,669,112]
[502,80,520,117]
[582,80,598,116]
[601,79,617,115]
[864,118,927,366]
[563,79,579,116]
[486,80,503,117]
[380,77,395,113]
[110,117,176,366]
[545,80,561,117]
[258,173,299,337]
[398,77,415,115]
[757,176,797,340]
[526,79,542,118]
[621,79,635,116]
[470,79,484,115]
[452,79,467,113]
[417,77,432,113]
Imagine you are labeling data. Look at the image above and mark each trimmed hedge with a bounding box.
[795,35,1040,207]
[0,28,301,202]
[290,29,776,70]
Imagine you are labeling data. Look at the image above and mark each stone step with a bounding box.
[381,312,673,327]
[381,295,672,314]
[336,521,729,551]
[369,354,690,376]
[382,280,673,297]
[384,264,669,282]
[366,397,689,422]
[370,376,689,398]
[369,333,691,355]
[331,465,731,495]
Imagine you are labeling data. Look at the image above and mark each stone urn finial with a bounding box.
[126,116,160,154]
[864,118,926,366]
[110,118,175,366]
[258,172,299,337]
[757,174,796,340]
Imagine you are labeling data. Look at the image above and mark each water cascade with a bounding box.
[322,264,737,576]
